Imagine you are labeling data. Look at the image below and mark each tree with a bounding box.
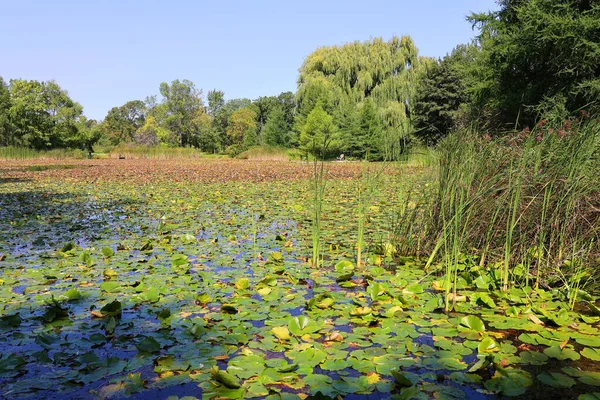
[159,79,203,147]
[215,98,252,147]
[7,79,83,149]
[192,112,220,153]
[0,76,12,146]
[134,115,168,146]
[358,98,383,160]
[227,107,257,146]
[252,96,279,136]
[262,107,290,147]
[297,36,429,158]
[207,90,225,117]
[103,100,147,145]
[300,103,339,158]
[469,0,600,127]
[74,117,103,152]
[413,44,478,145]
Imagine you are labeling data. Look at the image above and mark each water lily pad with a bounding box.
[272,326,291,341]
[288,316,322,336]
[460,315,485,333]
[544,345,580,361]
[537,371,576,388]
[581,347,600,361]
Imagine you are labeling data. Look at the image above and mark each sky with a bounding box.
[1,0,499,120]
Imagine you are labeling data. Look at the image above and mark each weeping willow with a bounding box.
[297,36,431,160]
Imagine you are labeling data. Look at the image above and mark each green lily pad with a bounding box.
[544,345,580,361]
[460,315,485,333]
[288,316,322,336]
[537,371,576,388]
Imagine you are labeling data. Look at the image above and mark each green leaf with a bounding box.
[478,337,498,353]
[544,345,580,361]
[537,372,576,388]
[460,315,485,333]
[102,246,115,258]
[484,368,532,396]
[581,347,600,361]
[272,326,290,341]
[136,336,161,354]
[288,316,322,336]
[391,370,413,388]
[211,366,241,389]
[100,300,122,316]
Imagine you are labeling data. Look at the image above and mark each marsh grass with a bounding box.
[424,119,600,297]
[109,145,219,159]
[237,146,293,161]
[0,147,86,160]
[355,154,388,268]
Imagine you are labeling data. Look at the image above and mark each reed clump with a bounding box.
[427,118,600,294]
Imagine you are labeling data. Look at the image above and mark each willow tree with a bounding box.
[297,36,429,159]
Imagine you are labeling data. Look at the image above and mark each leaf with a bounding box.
[136,337,161,354]
[272,326,290,341]
[277,363,299,373]
[221,304,238,314]
[102,247,115,258]
[581,347,600,361]
[484,368,532,396]
[235,278,250,290]
[544,345,580,361]
[478,337,499,353]
[210,366,241,389]
[537,372,576,388]
[288,316,322,336]
[460,315,485,333]
[99,300,122,317]
[391,370,413,388]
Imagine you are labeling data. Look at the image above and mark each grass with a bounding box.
[108,144,221,159]
[237,146,295,161]
[418,118,600,296]
[0,146,86,160]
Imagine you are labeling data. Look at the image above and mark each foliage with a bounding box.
[0,158,599,399]
[262,106,291,147]
[413,44,479,145]
[297,36,429,158]
[103,100,147,145]
[469,0,600,127]
[424,119,600,292]
[299,103,338,158]
[158,79,204,147]
[4,79,83,149]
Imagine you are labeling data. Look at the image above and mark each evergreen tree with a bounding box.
[262,107,290,147]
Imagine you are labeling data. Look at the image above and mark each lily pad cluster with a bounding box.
[0,162,598,399]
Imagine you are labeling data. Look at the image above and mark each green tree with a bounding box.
[0,76,12,146]
[358,98,383,160]
[252,96,279,137]
[103,100,147,145]
[134,115,168,146]
[192,112,220,153]
[297,36,429,157]
[413,44,478,145]
[159,79,203,147]
[7,79,83,149]
[300,103,339,158]
[215,98,252,147]
[207,90,225,116]
[262,107,290,146]
[227,107,257,151]
[469,0,600,126]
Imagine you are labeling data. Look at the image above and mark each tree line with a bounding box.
[1,0,598,157]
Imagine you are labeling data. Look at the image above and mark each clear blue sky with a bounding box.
[1,0,498,120]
